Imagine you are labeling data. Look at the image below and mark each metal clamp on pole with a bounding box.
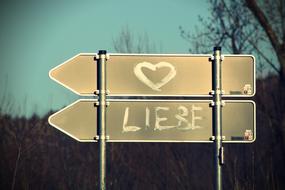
[212,46,224,190]
[94,50,108,190]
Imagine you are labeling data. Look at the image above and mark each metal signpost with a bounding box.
[95,51,108,190]
[212,47,223,190]
[48,48,256,190]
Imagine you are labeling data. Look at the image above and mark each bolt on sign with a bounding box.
[49,54,255,97]
[48,99,256,143]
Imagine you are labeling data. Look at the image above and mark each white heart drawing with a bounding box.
[134,61,177,91]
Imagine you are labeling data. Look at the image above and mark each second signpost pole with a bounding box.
[212,47,224,190]
[96,50,108,190]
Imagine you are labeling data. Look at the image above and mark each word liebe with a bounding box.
[122,105,203,133]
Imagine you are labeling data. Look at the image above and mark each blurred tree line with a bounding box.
[1,0,285,189]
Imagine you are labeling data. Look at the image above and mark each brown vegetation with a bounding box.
[1,76,285,189]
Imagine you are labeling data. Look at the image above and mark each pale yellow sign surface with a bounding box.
[48,100,97,142]
[48,100,255,143]
[49,54,255,97]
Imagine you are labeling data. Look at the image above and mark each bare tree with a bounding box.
[180,0,261,53]
[180,0,285,151]
[180,0,285,81]
[113,26,159,53]
[245,0,285,81]
[180,1,285,188]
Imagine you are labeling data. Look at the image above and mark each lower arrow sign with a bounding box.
[48,99,97,142]
[48,99,255,143]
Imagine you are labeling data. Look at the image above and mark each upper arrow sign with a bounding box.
[49,54,97,96]
[49,53,255,97]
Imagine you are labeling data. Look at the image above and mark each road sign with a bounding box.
[49,54,255,97]
[48,100,97,142]
[48,99,255,143]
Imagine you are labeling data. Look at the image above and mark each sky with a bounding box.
[0,0,210,118]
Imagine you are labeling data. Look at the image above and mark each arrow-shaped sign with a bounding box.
[48,99,256,143]
[49,54,255,97]
[48,99,97,142]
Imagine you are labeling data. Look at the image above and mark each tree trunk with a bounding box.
[245,0,285,82]
[278,52,285,84]
[11,146,21,190]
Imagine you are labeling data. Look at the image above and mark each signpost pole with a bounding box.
[212,47,224,190]
[95,50,108,190]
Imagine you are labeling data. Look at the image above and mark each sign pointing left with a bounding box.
[49,54,97,96]
[49,99,255,143]
[49,53,255,97]
[48,99,97,142]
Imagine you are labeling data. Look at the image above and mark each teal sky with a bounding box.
[0,0,209,117]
